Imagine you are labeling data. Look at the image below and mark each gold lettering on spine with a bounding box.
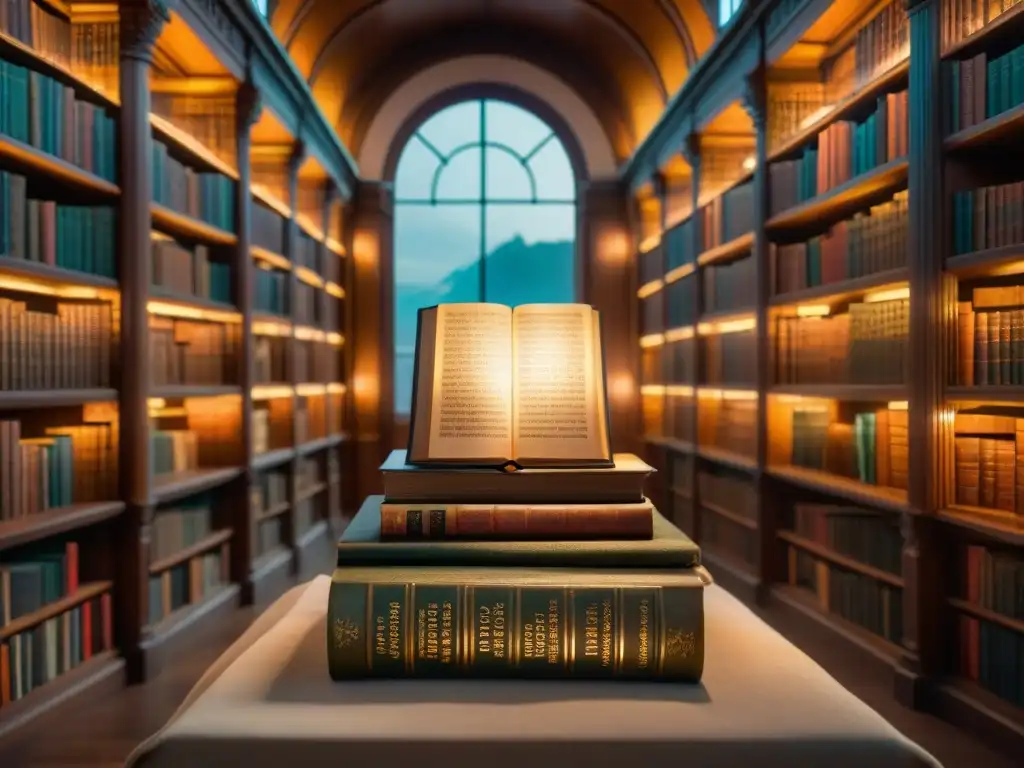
[547,596,560,666]
[584,602,599,657]
[366,584,374,671]
[440,598,454,663]
[656,587,666,675]
[638,598,651,670]
[600,598,613,667]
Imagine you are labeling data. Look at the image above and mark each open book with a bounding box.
[408,303,612,468]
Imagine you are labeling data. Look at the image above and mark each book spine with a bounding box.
[379,503,654,539]
[327,579,703,681]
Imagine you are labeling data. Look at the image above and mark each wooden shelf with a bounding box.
[0,388,117,409]
[766,158,908,232]
[769,267,909,307]
[148,287,240,317]
[148,528,233,575]
[151,203,238,246]
[943,3,1024,60]
[777,529,904,588]
[646,435,695,455]
[697,445,758,473]
[946,244,1024,279]
[946,102,1024,153]
[937,508,1024,546]
[142,583,241,673]
[150,116,238,181]
[151,467,243,505]
[252,447,295,471]
[946,386,1024,405]
[251,245,291,271]
[0,581,112,642]
[0,134,119,195]
[256,500,290,522]
[295,481,327,504]
[0,31,117,109]
[932,678,1024,756]
[150,384,242,399]
[697,232,754,267]
[767,464,909,513]
[702,500,758,531]
[0,650,124,740]
[296,433,345,456]
[769,384,907,402]
[948,597,1024,636]
[768,60,910,162]
[0,255,119,290]
[0,501,125,553]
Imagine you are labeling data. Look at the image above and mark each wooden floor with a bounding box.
[0,558,1015,767]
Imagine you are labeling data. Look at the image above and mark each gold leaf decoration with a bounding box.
[665,628,696,659]
[333,618,360,649]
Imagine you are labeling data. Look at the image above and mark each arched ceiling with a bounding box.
[270,0,717,166]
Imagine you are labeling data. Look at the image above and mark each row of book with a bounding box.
[295,232,318,273]
[150,498,216,563]
[701,182,754,251]
[958,543,1024,707]
[666,276,697,329]
[769,91,908,216]
[253,514,283,558]
[0,295,113,391]
[252,200,286,256]
[1,171,116,278]
[664,218,696,272]
[700,397,756,458]
[703,330,757,388]
[945,43,1024,136]
[150,429,199,478]
[150,317,238,388]
[0,540,82,629]
[253,470,289,514]
[152,239,232,305]
[638,241,663,285]
[648,339,696,385]
[0,60,117,182]
[940,0,1022,53]
[698,466,756,523]
[146,542,229,626]
[253,399,292,456]
[787,504,903,576]
[295,282,321,327]
[953,437,1019,515]
[255,336,288,384]
[786,545,905,645]
[703,254,755,315]
[294,339,341,383]
[774,297,910,386]
[841,0,909,95]
[0,419,116,519]
[255,265,289,317]
[951,182,1024,256]
[296,395,336,445]
[152,142,236,233]
[787,406,909,491]
[702,506,757,567]
[956,302,1024,387]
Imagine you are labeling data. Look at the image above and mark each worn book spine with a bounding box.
[379,502,654,539]
[327,577,703,681]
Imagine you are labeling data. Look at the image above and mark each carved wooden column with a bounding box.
[232,72,261,605]
[899,0,947,706]
[116,0,168,684]
[577,180,637,457]
[284,140,305,573]
[351,181,394,502]
[680,134,702,544]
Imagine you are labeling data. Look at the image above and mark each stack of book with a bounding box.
[326,303,710,680]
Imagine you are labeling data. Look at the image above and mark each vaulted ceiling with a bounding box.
[270,0,717,165]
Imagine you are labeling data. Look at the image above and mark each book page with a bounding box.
[426,303,514,461]
[512,304,610,462]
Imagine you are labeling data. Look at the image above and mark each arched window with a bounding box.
[392,98,578,415]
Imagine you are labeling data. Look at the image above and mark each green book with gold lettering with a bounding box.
[326,564,709,682]
[338,495,701,568]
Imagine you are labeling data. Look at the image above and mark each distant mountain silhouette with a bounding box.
[395,235,573,347]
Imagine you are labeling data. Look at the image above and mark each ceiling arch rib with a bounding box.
[271,0,716,159]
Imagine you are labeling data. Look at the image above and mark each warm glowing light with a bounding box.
[775,394,805,404]
[637,279,663,299]
[665,263,695,283]
[253,320,291,336]
[295,266,324,288]
[295,325,325,341]
[147,398,167,409]
[252,385,294,400]
[666,385,694,397]
[0,275,104,299]
[698,316,756,335]
[353,231,379,268]
[149,406,189,418]
[864,287,910,303]
[326,332,344,346]
[296,383,327,397]
[800,105,834,130]
[251,184,291,218]
[722,389,758,401]
[150,113,237,179]
[296,213,325,242]
[888,400,909,411]
[742,155,756,171]
[639,333,665,348]
[638,234,662,254]
[641,385,666,396]
[610,372,635,403]
[147,300,240,324]
[326,383,347,394]
[796,304,831,317]
[598,229,630,266]
[326,237,346,256]
[325,282,345,298]
[251,245,290,271]
[697,388,723,399]
[664,325,695,342]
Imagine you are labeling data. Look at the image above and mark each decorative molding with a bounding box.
[236,79,264,130]
[119,0,170,63]
[742,65,767,130]
[188,0,246,61]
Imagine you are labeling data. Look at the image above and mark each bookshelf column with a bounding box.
[116,0,168,684]
[680,135,702,543]
[578,180,637,456]
[900,0,947,705]
[323,180,343,527]
[233,75,261,604]
[284,141,306,573]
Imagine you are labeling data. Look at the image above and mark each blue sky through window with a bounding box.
[393,99,577,414]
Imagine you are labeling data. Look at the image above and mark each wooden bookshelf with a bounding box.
[0,0,354,736]
[628,0,1024,755]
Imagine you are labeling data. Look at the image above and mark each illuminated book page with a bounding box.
[512,304,610,462]
[426,303,514,461]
